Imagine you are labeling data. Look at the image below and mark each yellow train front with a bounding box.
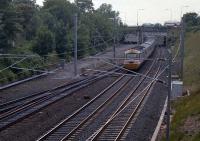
[123,49,143,70]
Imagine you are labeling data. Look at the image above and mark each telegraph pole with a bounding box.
[166,29,172,141]
[137,11,139,45]
[113,15,116,59]
[166,47,172,141]
[74,13,78,77]
[137,10,139,26]
[180,16,185,80]
[141,26,143,43]
[136,9,144,45]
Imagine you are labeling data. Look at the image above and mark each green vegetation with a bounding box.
[184,13,200,27]
[170,92,200,141]
[169,31,200,141]
[32,26,54,57]
[184,31,200,91]
[0,0,125,85]
[161,12,200,141]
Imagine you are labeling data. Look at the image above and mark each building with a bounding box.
[164,21,180,27]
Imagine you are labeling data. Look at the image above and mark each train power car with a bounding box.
[123,38,156,70]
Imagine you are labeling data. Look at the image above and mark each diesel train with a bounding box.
[123,38,156,70]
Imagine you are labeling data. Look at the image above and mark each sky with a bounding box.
[36,0,200,25]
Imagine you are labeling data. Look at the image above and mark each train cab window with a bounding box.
[126,53,139,59]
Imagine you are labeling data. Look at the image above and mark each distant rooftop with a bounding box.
[164,21,180,27]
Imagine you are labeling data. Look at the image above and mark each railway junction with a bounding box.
[0,1,187,140]
[0,30,177,141]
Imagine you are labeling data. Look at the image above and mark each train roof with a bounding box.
[137,39,155,50]
[125,48,141,54]
[125,38,155,54]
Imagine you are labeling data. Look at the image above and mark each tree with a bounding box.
[43,0,76,26]
[13,0,38,40]
[97,3,117,18]
[184,12,198,27]
[32,26,54,57]
[40,11,57,33]
[0,0,12,9]
[77,24,90,58]
[0,30,8,53]
[0,10,7,53]
[55,22,68,58]
[75,0,94,13]
[197,16,200,25]
[42,0,77,58]
[93,3,120,50]
[0,0,21,52]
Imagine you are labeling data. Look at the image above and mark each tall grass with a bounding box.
[169,31,200,141]
[184,31,200,92]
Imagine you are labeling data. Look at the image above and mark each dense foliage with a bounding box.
[184,13,200,27]
[167,30,200,141]
[0,0,124,84]
[162,12,200,141]
[1,0,123,56]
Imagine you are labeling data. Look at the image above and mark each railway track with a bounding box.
[0,68,119,131]
[88,55,163,141]
[36,74,131,141]
[36,48,162,141]
[0,67,120,109]
[0,76,100,111]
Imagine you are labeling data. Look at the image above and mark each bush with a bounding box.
[32,26,54,57]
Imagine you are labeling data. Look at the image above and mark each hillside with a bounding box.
[170,30,200,141]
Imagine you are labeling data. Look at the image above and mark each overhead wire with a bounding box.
[0,57,28,73]
[10,66,54,74]
[99,58,166,83]
[85,68,137,77]
[172,42,181,62]
[88,56,166,61]
[0,38,113,59]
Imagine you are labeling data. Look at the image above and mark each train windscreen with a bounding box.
[126,53,140,59]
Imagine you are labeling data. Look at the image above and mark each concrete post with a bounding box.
[166,48,172,141]
[113,16,116,60]
[180,17,185,80]
[74,13,78,77]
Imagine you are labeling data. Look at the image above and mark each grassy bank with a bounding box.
[170,31,200,141]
